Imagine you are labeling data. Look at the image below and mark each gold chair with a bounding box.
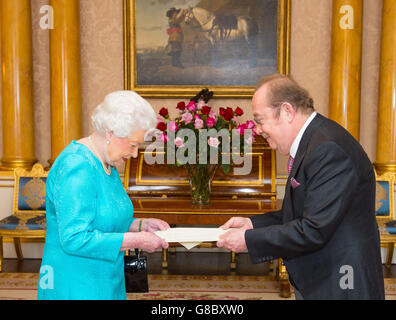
[0,164,48,272]
[375,171,395,268]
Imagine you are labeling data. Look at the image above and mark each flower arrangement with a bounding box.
[155,100,257,205]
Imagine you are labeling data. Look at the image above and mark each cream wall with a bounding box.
[0,0,381,173]
[0,0,390,259]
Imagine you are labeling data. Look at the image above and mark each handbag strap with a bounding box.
[135,248,140,260]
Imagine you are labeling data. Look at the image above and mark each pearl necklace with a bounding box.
[88,136,111,175]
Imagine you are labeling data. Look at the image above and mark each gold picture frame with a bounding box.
[123,0,290,98]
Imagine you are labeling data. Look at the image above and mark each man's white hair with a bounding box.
[91,90,157,138]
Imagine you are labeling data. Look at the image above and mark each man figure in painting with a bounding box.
[217,74,385,300]
[166,7,187,69]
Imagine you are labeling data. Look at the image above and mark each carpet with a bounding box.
[0,273,395,300]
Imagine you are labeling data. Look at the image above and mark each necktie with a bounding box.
[288,156,294,175]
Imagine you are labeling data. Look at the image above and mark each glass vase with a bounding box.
[187,164,217,205]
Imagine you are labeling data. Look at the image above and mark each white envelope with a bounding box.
[154,227,233,250]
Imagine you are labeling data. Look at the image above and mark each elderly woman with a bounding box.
[37,91,169,300]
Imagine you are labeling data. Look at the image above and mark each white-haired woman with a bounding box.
[38,91,169,300]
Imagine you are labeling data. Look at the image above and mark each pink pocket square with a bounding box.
[291,177,301,189]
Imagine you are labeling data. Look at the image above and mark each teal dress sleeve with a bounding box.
[52,154,124,263]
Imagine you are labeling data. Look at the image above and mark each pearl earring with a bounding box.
[106,141,110,145]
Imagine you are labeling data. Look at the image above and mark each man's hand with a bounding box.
[217,228,247,252]
[220,217,253,231]
[217,217,253,252]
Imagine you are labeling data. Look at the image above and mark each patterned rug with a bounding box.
[0,273,395,300]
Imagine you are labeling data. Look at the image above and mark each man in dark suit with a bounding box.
[217,74,385,300]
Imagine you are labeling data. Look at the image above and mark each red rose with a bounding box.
[156,122,166,131]
[201,105,211,115]
[177,101,186,110]
[235,107,244,116]
[159,107,169,118]
[224,107,234,121]
[219,107,227,117]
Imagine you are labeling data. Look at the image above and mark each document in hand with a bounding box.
[154,227,233,250]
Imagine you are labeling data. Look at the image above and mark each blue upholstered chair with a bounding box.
[0,164,48,272]
[375,171,395,268]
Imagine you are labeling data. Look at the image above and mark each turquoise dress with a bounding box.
[37,141,134,300]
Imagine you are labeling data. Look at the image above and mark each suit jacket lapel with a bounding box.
[282,114,325,221]
[289,113,325,180]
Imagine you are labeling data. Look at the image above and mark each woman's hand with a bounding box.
[129,218,170,232]
[121,232,168,253]
[141,218,170,232]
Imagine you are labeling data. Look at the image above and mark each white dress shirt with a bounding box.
[289,112,317,158]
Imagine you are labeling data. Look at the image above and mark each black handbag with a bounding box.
[124,249,149,293]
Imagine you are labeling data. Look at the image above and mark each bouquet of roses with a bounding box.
[155,100,257,173]
[154,99,257,204]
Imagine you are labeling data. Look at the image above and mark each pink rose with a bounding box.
[206,117,216,128]
[194,118,204,129]
[246,120,255,129]
[208,110,218,120]
[181,112,193,124]
[158,132,168,143]
[186,101,197,112]
[208,137,220,148]
[197,100,206,109]
[237,123,248,135]
[174,137,184,148]
[168,121,178,133]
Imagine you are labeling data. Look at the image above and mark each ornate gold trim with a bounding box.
[374,163,396,175]
[128,191,277,197]
[0,230,46,238]
[0,170,14,177]
[271,150,277,195]
[123,0,291,98]
[277,175,289,179]
[374,171,395,223]
[133,209,272,215]
[13,164,49,215]
[0,164,48,240]
[0,158,37,170]
[2,237,45,243]
[134,155,265,186]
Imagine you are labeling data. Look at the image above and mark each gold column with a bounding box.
[375,0,396,175]
[0,0,37,169]
[48,0,82,165]
[329,0,363,141]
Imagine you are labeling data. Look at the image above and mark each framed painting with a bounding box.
[123,0,290,98]
[375,171,395,223]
